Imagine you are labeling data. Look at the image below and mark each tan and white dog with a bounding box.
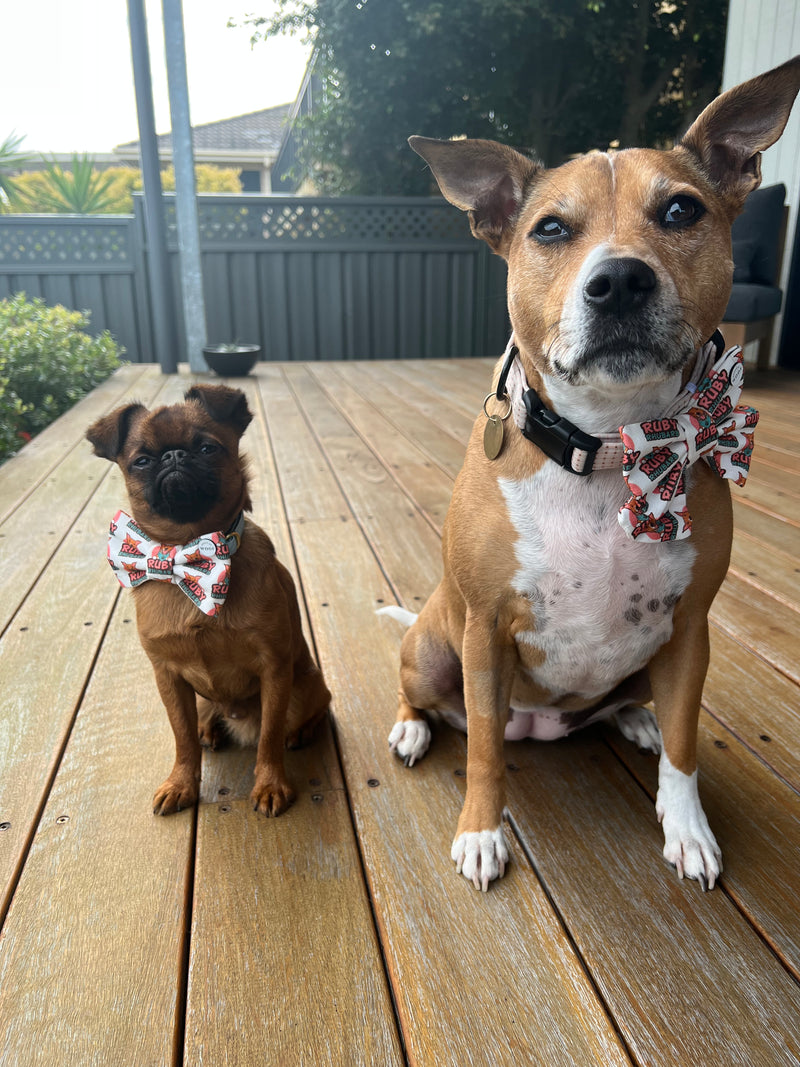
[383,58,800,891]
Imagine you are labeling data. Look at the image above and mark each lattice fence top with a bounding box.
[0,218,134,266]
[0,199,473,262]
[166,196,472,246]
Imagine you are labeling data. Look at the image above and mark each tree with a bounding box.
[245,0,728,195]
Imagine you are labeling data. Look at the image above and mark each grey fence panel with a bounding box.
[1,197,510,365]
[258,253,292,361]
[0,214,153,363]
[173,195,509,361]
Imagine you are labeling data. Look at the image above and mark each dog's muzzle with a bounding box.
[554,255,690,384]
[583,257,657,318]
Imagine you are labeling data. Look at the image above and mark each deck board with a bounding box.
[0,604,192,1067]
[0,359,798,1066]
[185,370,404,1067]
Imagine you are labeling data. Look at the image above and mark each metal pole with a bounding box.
[127,0,177,373]
[162,0,208,373]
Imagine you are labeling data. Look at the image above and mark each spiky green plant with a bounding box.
[0,132,33,209]
[25,154,118,214]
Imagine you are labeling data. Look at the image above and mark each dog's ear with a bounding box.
[409,136,540,255]
[185,384,253,438]
[679,55,800,207]
[86,403,146,462]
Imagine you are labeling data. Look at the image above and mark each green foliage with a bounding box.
[159,163,244,195]
[20,154,120,214]
[9,161,244,214]
[0,131,34,210]
[0,293,123,461]
[244,0,728,195]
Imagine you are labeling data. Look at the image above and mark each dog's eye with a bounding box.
[198,442,218,455]
[531,216,571,243]
[132,455,152,470]
[661,195,705,229]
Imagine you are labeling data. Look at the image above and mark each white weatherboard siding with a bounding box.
[722,0,800,365]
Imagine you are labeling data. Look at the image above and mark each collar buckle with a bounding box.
[224,512,245,554]
[522,388,603,476]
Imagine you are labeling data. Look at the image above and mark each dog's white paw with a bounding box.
[656,752,721,890]
[388,718,431,767]
[451,828,509,892]
[613,705,662,754]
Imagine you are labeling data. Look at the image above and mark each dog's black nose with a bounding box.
[583,257,657,316]
[162,448,188,465]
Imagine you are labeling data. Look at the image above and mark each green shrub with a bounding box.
[0,293,124,461]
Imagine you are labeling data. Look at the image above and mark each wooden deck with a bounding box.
[0,357,798,1066]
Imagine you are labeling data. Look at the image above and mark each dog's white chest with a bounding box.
[499,465,696,701]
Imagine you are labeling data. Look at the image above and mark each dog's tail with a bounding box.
[376,605,418,628]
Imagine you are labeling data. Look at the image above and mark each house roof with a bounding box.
[114,103,292,161]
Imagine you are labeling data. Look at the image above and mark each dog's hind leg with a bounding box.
[196,696,227,750]
[384,591,465,767]
[285,652,331,750]
[612,705,662,754]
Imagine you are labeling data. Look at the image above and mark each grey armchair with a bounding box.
[722,182,788,370]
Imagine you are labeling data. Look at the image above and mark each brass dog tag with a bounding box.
[483,414,504,460]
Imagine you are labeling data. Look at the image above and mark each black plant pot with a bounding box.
[202,344,261,377]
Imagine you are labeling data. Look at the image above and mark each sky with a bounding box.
[1,0,312,155]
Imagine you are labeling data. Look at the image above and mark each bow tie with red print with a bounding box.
[106,510,244,616]
[618,345,758,541]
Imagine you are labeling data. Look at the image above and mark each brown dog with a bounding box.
[383,58,800,890]
[87,384,330,817]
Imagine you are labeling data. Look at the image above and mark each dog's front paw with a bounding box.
[613,705,662,754]
[153,775,198,816]
[250,776,295,818]
[656,754,721,890]
[388,718,431,767]
[451,828,509,892]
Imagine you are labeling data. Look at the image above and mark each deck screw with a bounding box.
[454,768,466,778]
[760,734,772,743]
[218,787,231,796]
[56,815,70,824]
[506,763,519,772]
[309,777,322,787]
[219,805,231,814]
[714,739,727,749]
[311,793,323,803]
[367,778,380,788]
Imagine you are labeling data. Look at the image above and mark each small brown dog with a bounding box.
[87,384,330,817]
